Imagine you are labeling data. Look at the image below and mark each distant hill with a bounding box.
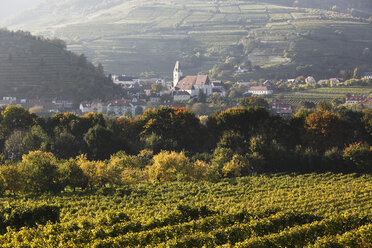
[0,29,116,100]
[2,0,372,79]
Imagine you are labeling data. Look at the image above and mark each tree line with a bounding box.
[0,103,370,194]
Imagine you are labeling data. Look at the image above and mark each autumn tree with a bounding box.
[18,151,62,193]
[305,110,344,150]
[147,151,194,182]
[239,96,269,109]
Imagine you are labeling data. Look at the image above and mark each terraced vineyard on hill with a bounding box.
[3,0,372,78]
[0,173,371,247]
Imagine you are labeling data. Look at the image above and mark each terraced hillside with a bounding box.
[3,0,372,78]
[0,29,116,100]
[0,173,371,247]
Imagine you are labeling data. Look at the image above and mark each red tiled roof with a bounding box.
[176,75,210,91]
[249,86,269,91]
[346,96,366,102]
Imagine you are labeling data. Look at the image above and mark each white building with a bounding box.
[362,72,372,79]
[173,91,191,102]
[247,86,273,95]
[80,100,105,113]
[173,61,213,97]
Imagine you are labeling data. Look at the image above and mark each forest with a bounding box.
[0,101,370,194]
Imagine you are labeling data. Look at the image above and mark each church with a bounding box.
[173,61,213,97]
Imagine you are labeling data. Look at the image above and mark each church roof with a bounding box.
[176,75,210,91]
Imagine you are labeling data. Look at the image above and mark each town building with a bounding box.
[247,86,273,95]
[345,95,367,105]
[362,72,372,79]
[173,91,191,102]
[173,61,213,97]
[80,100,105,113]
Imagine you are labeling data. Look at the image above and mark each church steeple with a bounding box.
[173,61,182,87]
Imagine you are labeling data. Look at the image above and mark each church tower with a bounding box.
[173,61,182,87]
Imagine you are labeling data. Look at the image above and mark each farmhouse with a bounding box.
[173,61,213,97]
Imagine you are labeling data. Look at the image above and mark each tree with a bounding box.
[18,151,62,194]
[51,130,82,159]
[239,96,269,109]
[197,90,207,103]
[22,125,49,153]
[84,125,114,160]
[317,101,333,111]
[0,165,24,194]
[4,130,27,161]
[147,151,193,182]
[1,106,36,135]
[139,107,203,153]
[58,159,88,191]
[305,110,343,150]
[343,142,372,172]
[353,67,361,79]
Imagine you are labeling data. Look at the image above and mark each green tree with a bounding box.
[239,96,269,109]
[84,125,114,160]
[18,151,62,194]
[58,159,88,191]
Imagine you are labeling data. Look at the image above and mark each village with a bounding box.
[1,62,372,118]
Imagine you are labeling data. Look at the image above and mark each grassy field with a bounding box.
[0,173,371,247]
[4,0,372,77]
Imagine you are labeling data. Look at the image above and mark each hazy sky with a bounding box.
[0,0,43,19]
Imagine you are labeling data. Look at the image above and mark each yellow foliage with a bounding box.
[147,151,193,182]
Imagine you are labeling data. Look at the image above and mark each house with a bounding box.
[247,86,273,95]
[345,95,367,105]
[80,100,105,114]
[173,61,213,97]
[0,97,16,107]
[130,100,146,116]
[211,81,224,89]
[149,93,161,102]
[52,98,74,109]
[173,91,191,102]
[362,72,372,79]
[305,76,316,84]
[112,75,140,85]
[235,66,249,74]
[329,78,340,84]
[317,80,327,85]
[212,88,227,97]
[270,100,293,117]
[212,81,227,97]
[142,84,153,96]
[106,100,132,116]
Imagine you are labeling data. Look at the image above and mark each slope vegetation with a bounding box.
[3,0,372,78]
[0,29,116,100]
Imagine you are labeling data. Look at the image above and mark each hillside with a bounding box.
[0,29,116,100]
[0,174,371,247]
[2,0,372,79]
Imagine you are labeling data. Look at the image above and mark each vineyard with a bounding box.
[0,173,371,247]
